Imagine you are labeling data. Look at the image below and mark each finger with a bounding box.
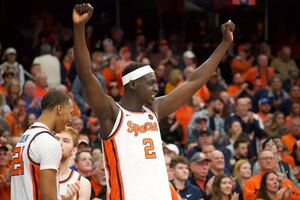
[82,3,88,13]
[75,4,80,12]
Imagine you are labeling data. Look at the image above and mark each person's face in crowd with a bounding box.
[173,163,189,181]
[163,148,177,159]
[10,84,20,101]
[239,162,252,179]
[290,86,300,99]
[236,99,249,116]
[273,138,283,152]
[259,103,271,114]
[92,148,102,158]
[233,73,244,86]
[190,160,210,180]
[71,117,83,133]
[281,47,291,61]
[213,99,224,114]
[55,131,75,160]
[7,53,16,62]
[264,140,278,154]
[0,130,10,145]
[155,64,165,79]
[183,57,194,67]
[183,66,194,79]
[122,51,131,60]
[220,177,233,196]
[0,149,9,167]
[201,145,215,159]
[198,133,213,147]
[236,142,248,158]
[259,151,276,171]
[230,121,243,137]
[291,102,300,115]
[159,44,169,54]
[54,99,73,133]
[3,72,15,85]
[134,72,158,106]
[210,151,225,171]
[76,152,92,174]
[36,74,48,88]
[291,118,300,136]
[24,82,35,98]
[257,54,268,68]
[165,155,173,180]
[17,99,27,114]
[275,113,285,126]
[109,82,120,98]
[31,64,42,78]
[88,121,100,134]
[27,113,37,126]
[92,158,106,185]
[104,43,115,54]
[271,77,282,91]
[266,173,280,193]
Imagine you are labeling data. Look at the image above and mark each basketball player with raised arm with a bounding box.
[11,90,74,200]
[56,126,91,200]
[73,3,235,200]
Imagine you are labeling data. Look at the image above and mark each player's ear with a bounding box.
[56,105,63,115]
[72,147,78,156]
[128,80,136,90]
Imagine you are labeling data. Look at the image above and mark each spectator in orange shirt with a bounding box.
[231,44,254,76]
[243,54,274,92]
[165,69,183,94]
[282,117,300,154]
[273,136,296,169]
[0,66,16,96]
[227,72,252,99]
[257,98,272,122]
[0,146,10,200]
[256,171,292,200]
[88,154,106,199]
[243,150,300,200]
[34,72,48,99]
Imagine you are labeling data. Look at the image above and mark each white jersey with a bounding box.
[11,122,62,200]
[59,170,81,200]
[102,104,172,200]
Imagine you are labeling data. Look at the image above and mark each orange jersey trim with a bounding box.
[30,162,41,200]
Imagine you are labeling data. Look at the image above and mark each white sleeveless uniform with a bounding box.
[11,122,62,200]
[102,104,172,200]
[59,170,81,200]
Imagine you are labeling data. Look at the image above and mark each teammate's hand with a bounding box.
[61,181,80,200]
[221,20,235,43]
[73,3,94,25]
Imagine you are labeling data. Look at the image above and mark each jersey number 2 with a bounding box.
[143,138,156,159]
[11,146,25,176]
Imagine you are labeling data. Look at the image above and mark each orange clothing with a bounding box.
[282,133,297,154]
[175,104,194,144]
[170,183,180,200]
[231,57,253,75]
[257,112,268,122]
[0,166,10,200]
[0,86,8,96]
[244,172,300,200]
[194,86,210,103]
[281,151,296,169]
[165,83,178,94]
[243,67,274,91]
[227,84,241,97]
[73,102,81,117]
[4,112,23,136]
[35,85,48,99]
[196,179,205,192]
[102,67,117,88]
[90,176,104,197]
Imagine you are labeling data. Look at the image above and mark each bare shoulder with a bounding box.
[79,176,91,199]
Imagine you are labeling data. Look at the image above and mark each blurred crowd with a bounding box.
[1,9,300,200]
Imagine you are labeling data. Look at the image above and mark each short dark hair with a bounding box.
[170,156,189,169]
[122,62,150,77]
[75,150,91,163]
[41,90,70,111]
[233,134,249,150]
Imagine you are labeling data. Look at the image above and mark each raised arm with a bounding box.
[154,20,235,119]
[73,4,117,122]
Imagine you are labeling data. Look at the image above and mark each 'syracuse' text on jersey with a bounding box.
[11,122,62,200]
[102,104,172,200]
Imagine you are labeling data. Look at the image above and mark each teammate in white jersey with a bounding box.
[73,3,235,200]
[11,90,73,200]
[56,126,91,200]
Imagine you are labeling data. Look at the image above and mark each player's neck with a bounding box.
[58,158,72,179]
[119,95,145,112]
[37,112,56,132]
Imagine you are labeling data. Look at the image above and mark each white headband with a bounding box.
[122,65,154,85]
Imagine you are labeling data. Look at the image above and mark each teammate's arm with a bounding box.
[154,20,235,119]
[40,169,59,200]
[72,4,117,121]
[78,177,91,200]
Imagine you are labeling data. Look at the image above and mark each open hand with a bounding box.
[221,20,235,43]
[73,3,94,25]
